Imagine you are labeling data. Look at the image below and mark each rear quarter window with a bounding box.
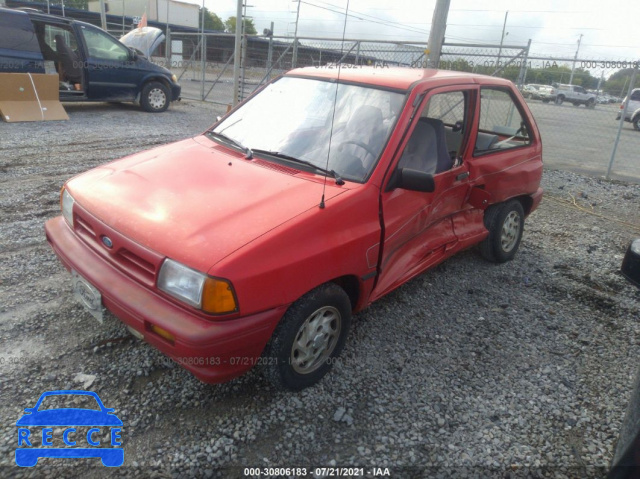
[0,13,41,53]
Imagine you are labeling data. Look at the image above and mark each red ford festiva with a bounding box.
[45,67,543,390]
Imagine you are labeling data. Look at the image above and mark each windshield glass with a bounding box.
[210,76,405,183]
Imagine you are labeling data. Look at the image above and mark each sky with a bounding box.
[179,0,639,62]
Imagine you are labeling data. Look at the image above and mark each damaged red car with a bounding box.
[45,67,543,390]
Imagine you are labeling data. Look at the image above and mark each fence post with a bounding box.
[292,38,298,68]
[516,39,531,88]
[355,41,360,65]
[201,34,206,101]
[166,28,171,66]
[240,34,247,101]
[607,62,638,179]
[267,37,273,81]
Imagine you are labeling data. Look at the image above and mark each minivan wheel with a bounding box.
[479,200,525,263]
[633,116,640,131]
[141,81,170,112]
[264,283,351,391]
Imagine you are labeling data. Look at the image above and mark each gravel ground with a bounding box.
[1,100,639,478]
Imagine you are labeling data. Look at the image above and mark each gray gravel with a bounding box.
[1,100,639,478]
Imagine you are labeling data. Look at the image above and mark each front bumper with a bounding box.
[170,83,181,102]
[45,216,286,383]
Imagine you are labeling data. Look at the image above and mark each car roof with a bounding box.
[286,66,514,91]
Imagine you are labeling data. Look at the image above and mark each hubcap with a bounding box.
[500,211,521,253]
[290,306,341,374]
[148,88,166,110]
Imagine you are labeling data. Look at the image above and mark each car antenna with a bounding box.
[320,0,350,209]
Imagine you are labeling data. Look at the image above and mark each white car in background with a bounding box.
[615,88,640,130]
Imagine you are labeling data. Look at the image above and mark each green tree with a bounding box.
[225,16,257,35]
[603,68,636,96]
[200,8,225,31]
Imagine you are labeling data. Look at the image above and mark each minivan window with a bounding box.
[43,25,77,51]
[0,13,41,53]
[81,27,129,61]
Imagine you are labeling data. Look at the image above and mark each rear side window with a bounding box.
[630,90,640,102]
[475,88,532,154]
[0,12,40,53]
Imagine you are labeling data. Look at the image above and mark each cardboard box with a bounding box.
[0,73,68,122]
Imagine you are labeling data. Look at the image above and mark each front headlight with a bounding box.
[61,188,75,227]
[171,74,178,83]
[157,259,237,314]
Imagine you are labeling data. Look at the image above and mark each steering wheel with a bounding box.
[338,140,377,159]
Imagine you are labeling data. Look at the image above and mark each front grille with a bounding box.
[73,205,164,287]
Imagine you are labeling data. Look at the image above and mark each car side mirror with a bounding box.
[129,49,138,61]
[395,168,435,193]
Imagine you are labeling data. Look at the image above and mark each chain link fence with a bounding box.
[164,33,638,181]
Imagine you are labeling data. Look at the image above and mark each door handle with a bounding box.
[456,172,469,181]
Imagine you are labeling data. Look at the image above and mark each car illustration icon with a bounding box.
[15,390,123,467]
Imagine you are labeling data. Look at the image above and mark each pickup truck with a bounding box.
[45,67,543,391]
[553,83,597,108]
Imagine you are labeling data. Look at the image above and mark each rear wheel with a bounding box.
[264,283,352,391]
[479,200,525,263]
[633,115,640,131]
[141,81,170,113]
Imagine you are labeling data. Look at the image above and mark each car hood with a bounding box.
[16,409,122,426]
[66,136,347,273]
[120,27,164,58]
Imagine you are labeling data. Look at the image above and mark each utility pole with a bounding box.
[426,0,450,69]
[232,0,243,106]
[99,0,107,31]
[569,33,583,85]
[496,11,508,69]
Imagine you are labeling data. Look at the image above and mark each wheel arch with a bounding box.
[330,275,361,311]
[512,194,534,216]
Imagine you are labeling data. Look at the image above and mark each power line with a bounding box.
[299,0,430,36]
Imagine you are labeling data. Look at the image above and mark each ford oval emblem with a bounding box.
[101,236,113,248]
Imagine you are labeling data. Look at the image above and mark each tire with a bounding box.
[633,116,640,131]
[587,99,595,109]
[264,283,352,391]
[140,81,170,113]
[555,95,564,105]
[479,200,525,263]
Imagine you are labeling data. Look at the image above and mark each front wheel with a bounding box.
[556,95,564,105]
[479,200,525,263]
[141,81,170,113]
[587,99,595,109]
[264,283,352,391]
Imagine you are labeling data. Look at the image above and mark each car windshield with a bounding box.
[209,76,405,183]
[37,394,101,411]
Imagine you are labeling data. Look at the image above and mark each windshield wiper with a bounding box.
[252,149,344,185]
[207,131,253,159]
